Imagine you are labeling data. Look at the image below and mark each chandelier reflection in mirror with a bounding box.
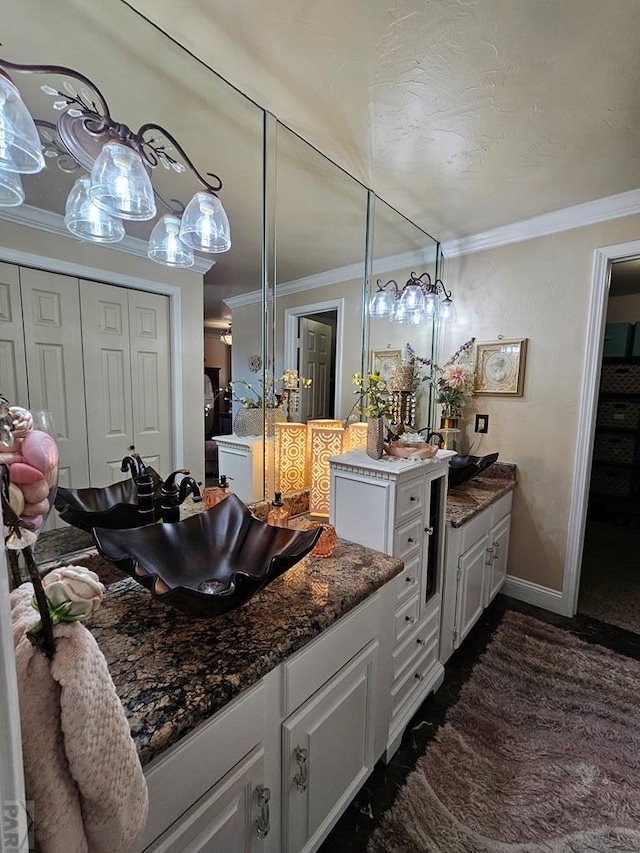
[369,272,454,325]
[0,58,231,267]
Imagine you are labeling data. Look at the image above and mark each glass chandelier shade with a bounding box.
[179,191,231,253]
[369,288,394,318]
[0,75,45,175]
[148,214,194,267]
[369,272,454,325]
[0,165,25,207]
[64,174,125,242]
[89,141,156,221]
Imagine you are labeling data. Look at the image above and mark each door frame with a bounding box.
[564,238,640,616]
[284,298,344,419]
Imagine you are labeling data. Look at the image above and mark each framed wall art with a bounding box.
[474,338,528,396]
[371,349,402,385]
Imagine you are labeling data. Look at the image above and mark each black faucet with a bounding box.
[159,470,202,523]
[120,452,156,525]
[178,476,202,505]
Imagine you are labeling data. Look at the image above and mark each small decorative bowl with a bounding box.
[384,441,439,460]
[309,522,337,558]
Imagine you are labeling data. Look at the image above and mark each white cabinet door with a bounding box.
[485,512,511,605]
[454,532,488,650]
[128,288,172,475]
[80,281,134,485]
[20,268,90,497]
[282,641,377,853]
[0,262,28,409]
[146,745,269,853]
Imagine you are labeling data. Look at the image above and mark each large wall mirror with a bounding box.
[1,0,442,544]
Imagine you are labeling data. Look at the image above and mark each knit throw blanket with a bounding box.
[11,583,148,853]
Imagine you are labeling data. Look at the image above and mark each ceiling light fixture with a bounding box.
[0,58,231,265]
[368,272,454,324]
[220,325,232,346]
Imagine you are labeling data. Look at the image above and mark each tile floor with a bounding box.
[318,594,640,853]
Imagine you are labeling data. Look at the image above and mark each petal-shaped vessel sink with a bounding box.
[448,453,499,489]
[54,469,163,532]
[93,493,322,618]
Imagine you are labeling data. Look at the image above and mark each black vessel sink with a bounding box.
[93,493,322,618]
[448,453,499,489]
[54,469,163,532]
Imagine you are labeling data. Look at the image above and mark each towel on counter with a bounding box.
[10,583,148,853]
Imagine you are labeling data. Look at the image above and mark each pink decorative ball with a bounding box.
[20,479,49,504]
[20,514,43,530]
[21,430,59,474]
[10,462,45,485]
[22,497,50,517]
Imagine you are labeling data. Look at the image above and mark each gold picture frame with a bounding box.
[371,349,402,385]
[474,338,528,396]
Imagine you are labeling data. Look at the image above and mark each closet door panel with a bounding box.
[128,289,172,475]
[80,281,134,485]
[20,268,89,492]
[0,263,28,407]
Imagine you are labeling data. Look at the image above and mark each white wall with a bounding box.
[0,220,205,480]
[442,213,640,592]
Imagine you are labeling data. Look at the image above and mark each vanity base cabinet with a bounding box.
[441,491,513,664]
[213,435,274,503]
[329,450,452,763]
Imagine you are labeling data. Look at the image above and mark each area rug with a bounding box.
[368,612,640,853]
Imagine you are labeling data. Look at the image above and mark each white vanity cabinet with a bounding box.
[329,449,453,760]
[213,435,274,503]
[440,491,513,664]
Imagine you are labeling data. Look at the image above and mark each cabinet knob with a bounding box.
[415,672,425,682]
[405,615,416,625]
[406,576,416,585]
[409,495,417,502]
[254,785,271,839]
[424,526,434,535]
[293,746,308,793]
[416,637,426,647]
[407,537,415,544]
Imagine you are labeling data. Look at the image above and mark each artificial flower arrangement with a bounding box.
[407,338,476,419]
[351,372,394,419]
[227,369,312,409]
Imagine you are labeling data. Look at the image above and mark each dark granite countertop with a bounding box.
[84,538,403,767]
[446,461,517,528]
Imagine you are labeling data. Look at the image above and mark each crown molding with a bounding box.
[0,203,215,274]
[224,244,438,309]
[441,188,640,258]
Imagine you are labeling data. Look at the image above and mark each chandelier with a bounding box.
[219,325,232,346]
[0,58,231,268]
[368,272,454,324]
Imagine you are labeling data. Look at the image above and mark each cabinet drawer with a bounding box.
[600,362,640,393]
[391,637,439,717]
[282,592,380,717]
[597,399,640,429]
[395,476,426,525]
[459,504,491,552]
[593,432,637,464]
[394,593,420,645]
[393,516,423,560]
[392,608,440,682]
[489,491,513,525]
[590,464,635,497]
[394,553,421,605]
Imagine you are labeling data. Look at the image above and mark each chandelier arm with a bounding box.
[435,279,452,300]
[0,58,112,124]
[383,279,401,296]
[155,192,186,216]
[137,122,223,192]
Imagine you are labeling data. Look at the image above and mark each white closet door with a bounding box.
[80,281,134,485]
[20,267,89,494]
[128,289,172,476]
[0,262,28,409]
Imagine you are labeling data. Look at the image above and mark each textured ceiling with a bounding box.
[124,0,640,242]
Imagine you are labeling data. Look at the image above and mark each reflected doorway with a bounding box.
[285,299,344,421]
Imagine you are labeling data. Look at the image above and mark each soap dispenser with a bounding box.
[160,468,190,523]
[203,474,232,510]
[267,492,289,528]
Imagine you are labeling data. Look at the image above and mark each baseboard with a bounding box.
[502,576,564,614]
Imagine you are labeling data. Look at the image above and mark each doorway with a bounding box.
[577,259,640,632]
[284,299,344,420]
[565,239,640,627]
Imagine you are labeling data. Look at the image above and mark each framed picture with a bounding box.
[474,338,528,396]
[371,349,402,384]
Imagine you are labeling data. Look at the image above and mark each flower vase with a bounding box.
[233,407,263,437]
[366,416,384,460]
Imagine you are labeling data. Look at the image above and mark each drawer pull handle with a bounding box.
[409,495,417,502]
[406,576,416,584]
[294,746,308,793]
[415,673,425,682]
[416,637,427,646]
[254,785,271,838]
[424,526,434,535]
[405,615,416,625]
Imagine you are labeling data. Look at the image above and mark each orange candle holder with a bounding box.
[309,522,337,558]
